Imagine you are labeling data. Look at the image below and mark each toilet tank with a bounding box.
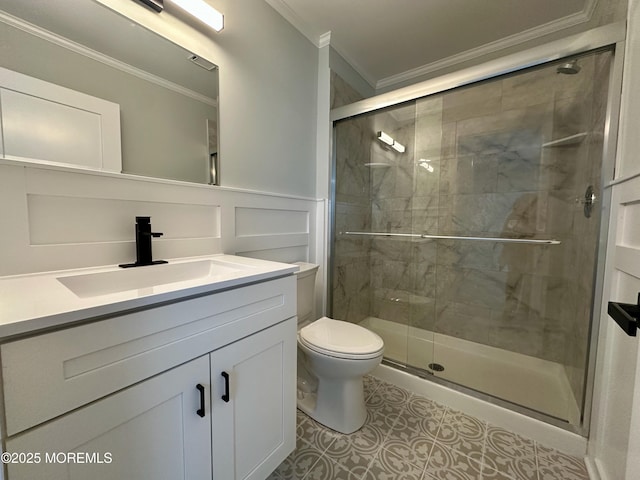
[293,262,319,325]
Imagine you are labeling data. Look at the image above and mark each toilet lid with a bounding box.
[299,317,384,359]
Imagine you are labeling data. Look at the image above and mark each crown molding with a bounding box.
[266,0,598,91]
[265,0,324,47]
[331,21,623,123]
[318,31,331,48]
[376,0,599,90]
[264,0,375,89]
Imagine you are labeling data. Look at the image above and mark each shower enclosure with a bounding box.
[329,38,621,432]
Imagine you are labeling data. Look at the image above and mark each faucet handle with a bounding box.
[151,232,163,238]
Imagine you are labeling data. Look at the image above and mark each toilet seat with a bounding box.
[299,317,384,360]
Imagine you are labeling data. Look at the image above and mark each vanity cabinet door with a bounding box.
[210,318,296,480]
[5,356,211,480]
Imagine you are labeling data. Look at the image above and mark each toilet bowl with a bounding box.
[294,263,384,434]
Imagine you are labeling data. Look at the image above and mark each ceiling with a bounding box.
[266,0,596,90]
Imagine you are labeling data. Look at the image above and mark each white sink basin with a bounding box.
[57,259,248,298]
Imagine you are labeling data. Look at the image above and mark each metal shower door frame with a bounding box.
[327,22,626,436]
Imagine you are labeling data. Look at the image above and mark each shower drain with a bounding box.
[428,363,445,372]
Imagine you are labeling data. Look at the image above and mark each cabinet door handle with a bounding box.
[196,384,206,417]
[221,371,230,403]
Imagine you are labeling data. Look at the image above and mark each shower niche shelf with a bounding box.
[542,132,588,148]
[607,294,640,337]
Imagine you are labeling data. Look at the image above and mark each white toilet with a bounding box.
[294,262,384,434]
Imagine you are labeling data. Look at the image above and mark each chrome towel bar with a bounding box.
[342,231,561,245]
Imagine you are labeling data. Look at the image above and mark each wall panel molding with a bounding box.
[0,163,321,276]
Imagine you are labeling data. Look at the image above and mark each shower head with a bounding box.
[557,59,581,75]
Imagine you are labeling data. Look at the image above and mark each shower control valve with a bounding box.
[578,185,596,218]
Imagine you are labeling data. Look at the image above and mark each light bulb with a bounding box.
[170,0,224,31]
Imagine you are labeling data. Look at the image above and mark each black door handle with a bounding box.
[221,372,230,403]
[196,384,205,417]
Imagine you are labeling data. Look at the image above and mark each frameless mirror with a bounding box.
[0,0,219,185]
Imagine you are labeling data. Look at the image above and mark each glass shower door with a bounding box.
[332,101,435,372]
[405,96,442,374]
[331,47,614,429]
[406,49,613,425]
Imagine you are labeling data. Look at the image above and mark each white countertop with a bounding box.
[0,254,298,339]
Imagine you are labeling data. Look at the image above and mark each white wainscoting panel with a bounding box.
[237,245,310,264]
[234,205,309,263]
[27,195,218,245]
[218,188,321,265]
[0,163,221,275]
[0,66,121,173]
[235,207,308,237]
[0,162,322,285]
[2,89,103,166]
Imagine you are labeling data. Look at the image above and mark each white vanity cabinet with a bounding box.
[0,275,296,480]
[5,355,213,480]
[211,319,296,480]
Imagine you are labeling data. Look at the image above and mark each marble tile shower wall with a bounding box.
[330,71,365,109]
[364,54,609,400]
[331,52,610,411]
[332,73,372,323]
[369,103,421,321]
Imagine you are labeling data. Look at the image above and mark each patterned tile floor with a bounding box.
[267,376,590,480]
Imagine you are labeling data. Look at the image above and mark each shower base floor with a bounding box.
[359,316,580,424]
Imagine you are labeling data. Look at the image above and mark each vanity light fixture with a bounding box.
[133,0,224,32]
[171,0,224,32]
[136,0,164,12]
[377,131,405,153]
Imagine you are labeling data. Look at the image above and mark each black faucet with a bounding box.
[119,216,168,268]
